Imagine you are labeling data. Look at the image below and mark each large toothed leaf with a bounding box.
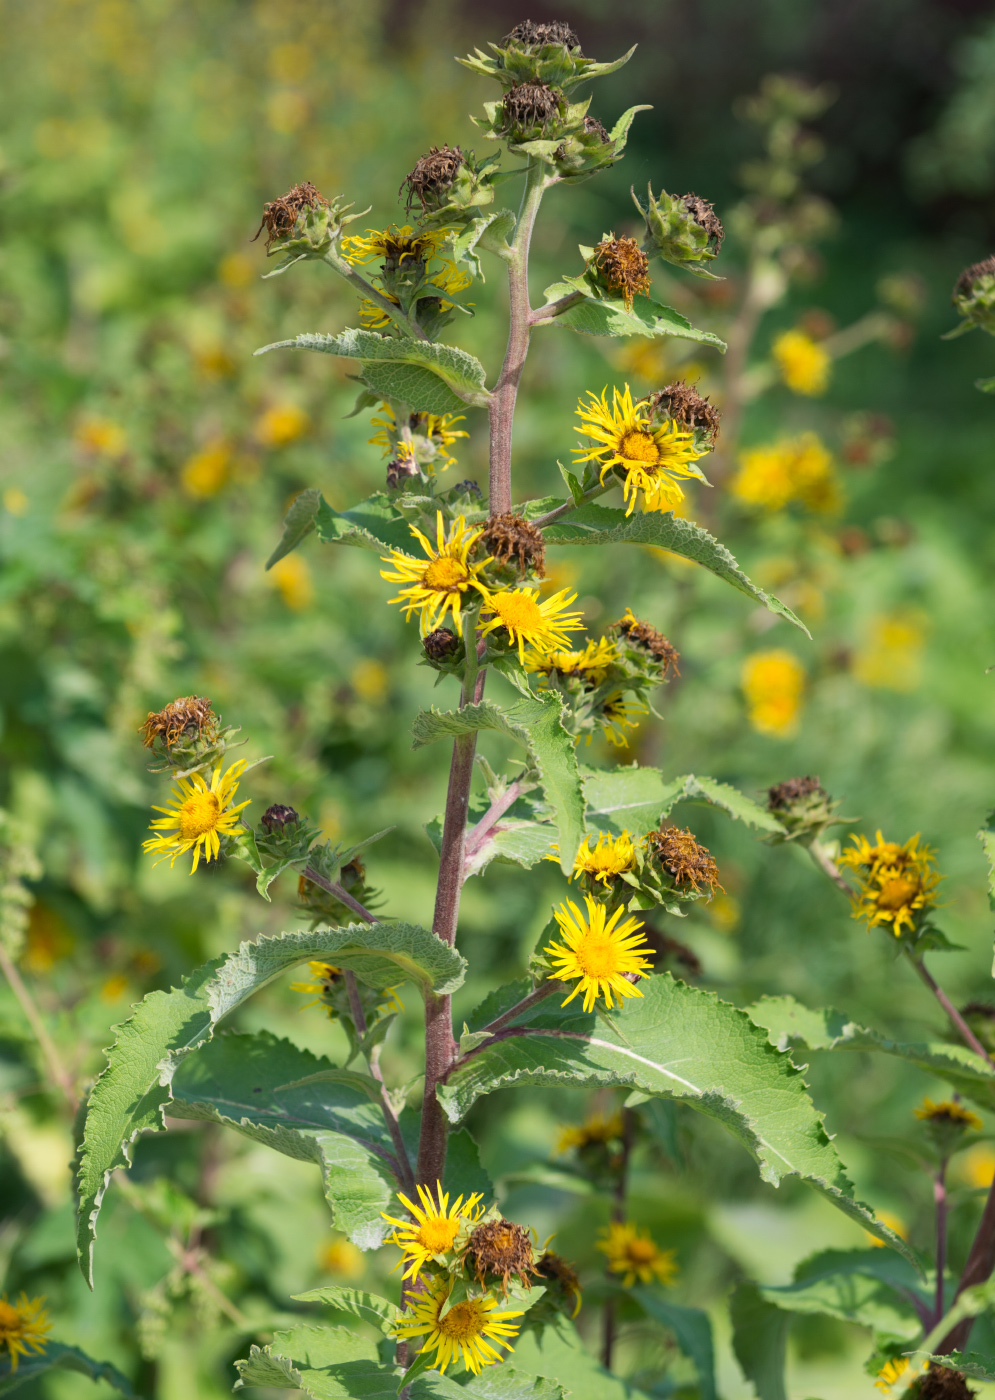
[314,493,415,555]
[747,994,995,1112]
[537,503,809,634]
[582,766,784,837]
[77,921,461,1282]
[756,1248,926,1339]
[446,975,915,1259]
[255,329,491,412]
[540,278,726,349]
[0,1343,136,1397]
[293,1287,398,1333]
[412,694,584,874]
[266,488,323,569]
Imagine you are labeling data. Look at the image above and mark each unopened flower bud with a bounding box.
[633,184,724,279]
[766,775,842,842]
[480,513,546,578]
[951,255,995,336]
[423,628,460,663]
[261,804,300,833]
[450,479,483,500]
[589,234,650,311]
[386,456,420,490]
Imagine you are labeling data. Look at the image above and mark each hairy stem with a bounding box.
[938,1174,995,1354]
[907,953,995,1068]
[0,943,77,1112]
[806,839,853,894]
[322,249,430,343]
[488,163,549,515]
[301,867,379,925]
[473,980,563,1042]
[934,1159,948,1328]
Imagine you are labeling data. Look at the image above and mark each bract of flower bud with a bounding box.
[950,256,995,337]
[633,184,724,280]
[421,626,465,679]
[459,26,635,94]
[256,805,318,862]
[765,775,846,844]
[401,148,503,231]
[253,185,366,269]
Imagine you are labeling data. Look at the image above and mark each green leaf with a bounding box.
[672,774,786,833]
[455,1369,566,1400]
[510,1317,645,1400]
[917,1352,995,1382]
[255,329,491,411]
[234,1325,390,1399]
[979,810,995,973]
[0,1343,136,1397]
[540,279,726,350]
[541,504,809,635]
[450,210,517,276]
[315,493,415,555]
[266,488,323,569]
[446,975,915,1260]
[293,1287,399,1333]
[581,766,785,837]
[630,1288,716,1400]
[977,376,995,393]
[758,1248,926,1339]
[746,994,995,1112]
[411,695,584,875]
[730,1282,789,1400]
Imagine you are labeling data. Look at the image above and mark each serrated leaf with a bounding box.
[450,210,517,277]
[411,695,583,875]
[540,279,725,349]
[581,766,784,838]
[730,1282,789,1400]
[266,488,323,569]
[630,1288,716,1400]
[758,1248,926,1339]
[445,974,915,1260]
[315,493,416,555]
[917,1352,995,1382]
[674,774,786,832]
[541,504,809,635]
[0,1343,136,1397]
[747,994,995,1112]
[234,1325,389,1399]
[255,329,491,410]
[293,1287,399,1333]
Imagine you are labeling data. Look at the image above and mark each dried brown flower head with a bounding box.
[648,826,722,894]
[681,193,724,252]
[767,775,825,811]
[501,81,564,135]
[466,1218,536,1293]
[954,255,995,299]
[535,1250,582,1314]
[646,382,721,445]
[918,1364,977,1400]
[141,696,216,750]
[423,628,460,662]
[583,115,610,143]
[253,181,329,251]
[401,144,465,214]
[481,513,546,576]
[592,234,651,311]
[614,612,680,677]
[386,456,420,490]
[505,20,581,49]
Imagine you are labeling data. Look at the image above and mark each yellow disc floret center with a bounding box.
[877,875,920,911]
[625,1239,658,1264]
[0,1301,21,1333]
[619,429,660,465]
[438,1301,486,1341]
[179,791,222,840]
[423,556,470,592]
[418,1218,460,1253]
[574,934,621,980]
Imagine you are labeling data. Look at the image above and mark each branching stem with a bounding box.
[322,249,429,342]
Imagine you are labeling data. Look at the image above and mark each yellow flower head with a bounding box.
[341,224,454,267]
[838,832,942,937]
[74,416,126,459]
[181,440,231,499]
[479,588,585,665]
[597,692,648,748]
[358,294,400,330]
[915,1098,983,1132]
[255,403,310,447]
[597,1222,678,1288]
[382,1181,483,1282]
[772,329,831,396]
[741,650,806,738]
[574,384,708,516]
[544,895,654,1013]
[556,1110,625,1154]
[368,403,468,466]
[852,613,925,693]
[0,1293,51,1371]
[143,760,252,874]
[268,553,315,611]
[319,1236,365,1279]
[529,636,619,683]
[875,1357,925,1394]
[391,1277,523,1376]
[731,433,840,515]
[381,513,490,637]
[570,831,637,886]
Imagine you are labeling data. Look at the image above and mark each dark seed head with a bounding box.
[401,144,465,214]
[647,826,722,894]
[480,513,546,576]
[592,234,651,311]
[954,254,995,299]
[645,381,721,444]
[767,775,825,811]
[423,628,460,662]
[253,181,329,251]
[501,81,563,136]
[614,612,680,677]
[141,696,216,750]
[466,1218,536,1293]
[505,19,581,50]
[681,192,724,252]
[261,804,301,832]
[918,1363,977,1400]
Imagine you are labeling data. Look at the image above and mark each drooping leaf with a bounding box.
[266,488,323,569]
[758,1248,927,1339]
[293,1287,398,1333]
[447,975,915,1259]
[730,1282,789,1400]
[411,695,584,874]
[255,329,491,411]
[581,766,784,837]
[747,994,995,1112]
[630,1288,716,1400]
[539,504,809,635]
[0,1343,136,1397]
[315,494,415,555]
[539,278,726,349]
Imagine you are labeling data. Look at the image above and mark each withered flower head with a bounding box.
[955,255,995,301]
[466,1218,536,1293]
[253,181,329,251]
[501,81,564,136]
[583,114,610,143]
[141,696,217,750]
[767,775,825,811]
[918,1362,977,1400]
[535,1250,582,1316]
[613,611,680,677]
[261,804,300,832]
[952,254,995,335]
[401,144,465,214]
[592,234,651,311]
[423,627,460,662]
[645,382,721,445]
[480,513,546,576]
[386,456,420,490]
[681,193,724,252]
[648,826,722,894]
[505,20,581,50]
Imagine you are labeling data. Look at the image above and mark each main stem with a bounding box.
[602,1107,635,1370]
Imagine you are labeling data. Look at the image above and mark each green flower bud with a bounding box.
[460,21,634,94]
[951,256,995,336]
[633,184,724,279]
[256,804,319,862]
[766,776,844,843]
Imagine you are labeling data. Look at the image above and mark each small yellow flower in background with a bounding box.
[959,1144,995,1189]
[0,1293,51,1371]
[143,760,251,873]
[99,973,130,1004]
[864,1210,908,1248]
[2,488,29,517]
[255,403,310,448]
[598,1222,678,1287]
[875,1357,925,1394]
[267,89,310,134]
[529,637,619,682]
[351,659,388,703]
[74,416,127,459]
[218,250,255,288]
[382,1181,483,1281]
[391,1277,523,1375]
[852,613,926,693]
[838,831,941,937]
[597,692,648,748]
[268,554,315,611]
[23,905,74,973]
[741,650,806,738]
[574,384,708,516]
[731,433,840,514]
[381,513,490,636]
[708,893,741,933]
[543,895,654,1013]
[318,1235,365,1279]
[569,831,637,886]
[181,440,231,499]
[915,1098,982,1132]
[772,329,831,396]
[480,588,585,665]
[556,1110,625,1154]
